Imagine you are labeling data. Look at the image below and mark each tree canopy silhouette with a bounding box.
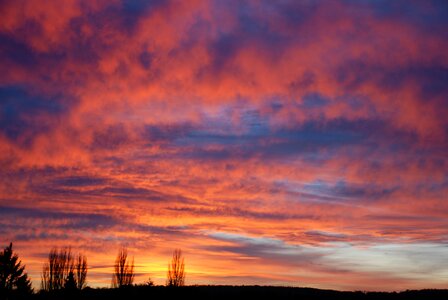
[0,243,32,295]
[166,248,185,287]
[112,247,135,288]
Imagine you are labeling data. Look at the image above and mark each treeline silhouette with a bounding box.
[39,245,185,291]
[1,242,448,300]
[1,242,185,299]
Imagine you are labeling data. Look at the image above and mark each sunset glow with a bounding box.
[1,0,448,291]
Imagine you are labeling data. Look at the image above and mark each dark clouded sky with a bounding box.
[1,0,448,291]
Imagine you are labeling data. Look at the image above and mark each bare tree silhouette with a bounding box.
[112,247,134,288]
[41,247,73,291]
[41,248,87,291]
[166,248,185,287]
[75,254,87,290]
[0,243,32,295]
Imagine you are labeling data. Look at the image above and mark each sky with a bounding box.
[1,0,448,292]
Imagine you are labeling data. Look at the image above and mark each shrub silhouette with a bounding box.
[0,242,32,295]
[145,276,154,286]
[112,247,134,288]
[41,247,88,291]
[65,270,77,292]
[166,248,185,287]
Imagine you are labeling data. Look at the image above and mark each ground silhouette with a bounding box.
[23,286,448,300]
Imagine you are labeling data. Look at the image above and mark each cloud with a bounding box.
[0,0,447,291]
[0,205,118,230]
[204,231,325,266]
